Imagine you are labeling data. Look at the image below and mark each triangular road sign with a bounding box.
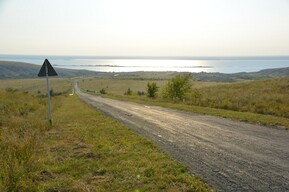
[38,59,58,77]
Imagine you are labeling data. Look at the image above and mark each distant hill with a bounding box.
[256,67,289,77]
[1,60,288,81]
[0,61,97,79]
[192,67,289,82]
[87,67,289,82]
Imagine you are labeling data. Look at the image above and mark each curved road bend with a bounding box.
[75,83,289,192]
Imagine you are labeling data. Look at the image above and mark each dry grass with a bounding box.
[0,91,60,191]
[193,78,289,118]
[0,78,72,95]
[78,78,223,96]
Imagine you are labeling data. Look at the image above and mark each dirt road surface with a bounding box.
[75,84,289,191]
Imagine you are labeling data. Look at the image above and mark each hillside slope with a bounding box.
[0,61,97,79]
[193,67,289,82]
[257,67,289,76]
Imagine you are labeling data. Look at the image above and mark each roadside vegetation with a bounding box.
[0,90,60,191]
[162,74,192,100]
[79,78,221,96]
[147,82,159,98]
[192,78,289,118]
[79,76,289,129]
[0,79,213,191]
[0,78,72,95]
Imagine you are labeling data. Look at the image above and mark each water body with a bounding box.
[0,55,288,73]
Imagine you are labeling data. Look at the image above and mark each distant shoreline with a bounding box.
[1,55,289,74]
[1,54,289,61]
[1,60,289,82]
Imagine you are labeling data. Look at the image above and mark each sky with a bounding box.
[0,0,289,56]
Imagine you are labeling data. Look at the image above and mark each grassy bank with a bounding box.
[0,89,213,191]
[79,77,289,129]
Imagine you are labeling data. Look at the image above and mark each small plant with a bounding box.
[86,90,96,93]
[5,88,18,93]
[137,91,145,96]
[50,88,54,96]
[147,82,159,98]
[124,88,132,95]
[100,88,106,94]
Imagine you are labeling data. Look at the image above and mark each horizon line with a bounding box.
[1,54,289,60]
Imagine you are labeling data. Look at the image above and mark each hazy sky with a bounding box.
[0,0,289,56]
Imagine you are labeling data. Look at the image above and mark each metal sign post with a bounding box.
[45,63,52,125]
[38,59,58,126]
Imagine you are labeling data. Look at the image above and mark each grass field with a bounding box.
[79,78,223,96]
[0,78,72,95]
[0,79,213,191]
[79,77,289,129]
[194,78,289,118]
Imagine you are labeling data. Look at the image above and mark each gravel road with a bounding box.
[75,84,289,192]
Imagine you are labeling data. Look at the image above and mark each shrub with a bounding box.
[137,91,145,96]
[162,74,192,101]
[124,88,132,95]
[147,82,159,98]
[50,89,54,96]
[100,88,106,94]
